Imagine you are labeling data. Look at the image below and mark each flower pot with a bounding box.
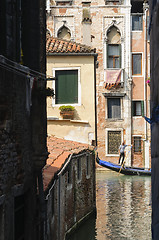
[60,111,74,119]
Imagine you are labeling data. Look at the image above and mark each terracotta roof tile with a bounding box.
[46,37,96,54]
[43,136,94,192]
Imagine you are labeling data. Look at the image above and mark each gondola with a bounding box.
[96,155,151,176]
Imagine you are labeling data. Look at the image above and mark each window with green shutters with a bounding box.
[132,101,144,116]
[55,70,78,104]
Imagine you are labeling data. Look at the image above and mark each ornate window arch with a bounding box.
[106,25,122,69]
[57,25,71,40]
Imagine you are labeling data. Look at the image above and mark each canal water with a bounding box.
[68,170,151,240]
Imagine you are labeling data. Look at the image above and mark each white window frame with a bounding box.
[106,128,123,156]
[132,52,143,77]
[52,67,81,107]
[105,97,123,120]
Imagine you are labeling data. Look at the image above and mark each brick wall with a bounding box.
[45,150,96,240]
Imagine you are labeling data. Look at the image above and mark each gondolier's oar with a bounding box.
[119,146,132,174]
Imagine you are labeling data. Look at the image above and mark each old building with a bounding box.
[0,1,47,239]
[46,0,150,168]
[149,0,159,239]
[46,37,97,145]
[43,136,96,240]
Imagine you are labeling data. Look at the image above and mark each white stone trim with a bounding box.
[52,67,81,106]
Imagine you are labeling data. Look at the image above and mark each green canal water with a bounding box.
[68,170,151,240]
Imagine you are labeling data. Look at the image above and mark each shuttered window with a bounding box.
[55,70,78,104]
[132,101,144,116]
[107,98,121,119]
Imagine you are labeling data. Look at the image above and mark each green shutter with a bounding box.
[55,70,78,104]
[141,101,144,116]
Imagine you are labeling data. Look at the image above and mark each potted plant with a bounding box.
[59,105,75,119]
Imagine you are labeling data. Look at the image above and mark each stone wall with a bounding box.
[45,150,96,240]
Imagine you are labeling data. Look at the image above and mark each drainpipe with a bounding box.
[144,4,148,141]
[143,3,149,168]
[94,55,98,147]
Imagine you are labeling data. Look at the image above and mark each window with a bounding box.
[77,158,82,180]
[55,0,73,6]
[134,137,141,152]
[107,45,121,68]
[107,26,121,69]
[14,195,25,240]
[107,98,121,119]
[108,131,121,154]
[55,70,78,104]
[132,101,144,116]
[86,155,90,176]
[132,15,143,31]
[132,54,142,75]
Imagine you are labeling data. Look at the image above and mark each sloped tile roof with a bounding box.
[46,37,96,54]
[43,136,94,192]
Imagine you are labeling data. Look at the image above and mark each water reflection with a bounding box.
[68,170,151,240]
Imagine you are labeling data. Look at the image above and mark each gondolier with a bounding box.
[118,141,129,165]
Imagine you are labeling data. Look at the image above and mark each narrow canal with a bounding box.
[68,170,151,240]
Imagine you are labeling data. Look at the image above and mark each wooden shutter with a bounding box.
[55,70,78,104]
[141,101,144,116]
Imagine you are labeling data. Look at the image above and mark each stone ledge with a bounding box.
[47,117,89,124]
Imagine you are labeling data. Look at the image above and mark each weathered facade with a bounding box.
[149,0,159,239]
[0,1,47,239]
[46,0,150,168]
[46,37,97,145]
[43,137,96,240]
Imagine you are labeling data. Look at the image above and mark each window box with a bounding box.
[59,105,75,119]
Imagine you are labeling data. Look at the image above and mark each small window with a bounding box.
[77,158,82,180]
[132,101,144,116]
[86,155,90,176]
[107,45,121,68]
[107,98,121,119]
[132,14,143,31]
[67,165,72,184]
[55,70,78,104]
[108,131,121,154]
[134,137,141,152]
[132,54,142,75]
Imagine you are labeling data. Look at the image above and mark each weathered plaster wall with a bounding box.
[47,55,95,144]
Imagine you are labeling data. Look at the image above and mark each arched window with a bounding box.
[107,26,121,69]
[57,26,71,40]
